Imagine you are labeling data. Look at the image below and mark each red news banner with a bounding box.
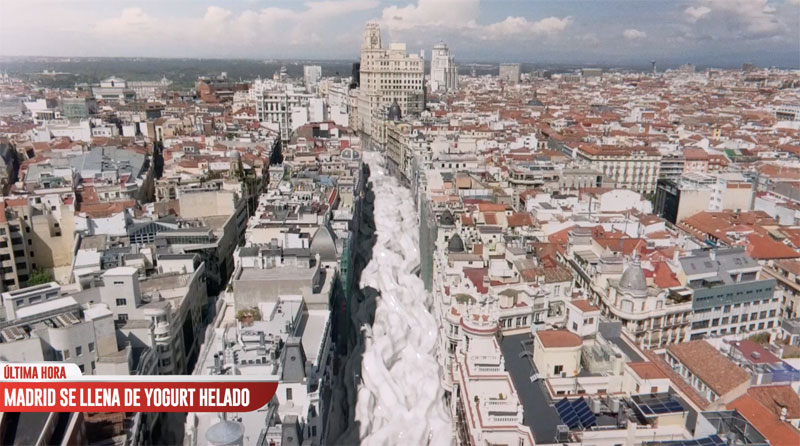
[0,363,278,412]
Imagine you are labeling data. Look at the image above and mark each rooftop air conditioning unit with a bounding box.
[556,425,570,442]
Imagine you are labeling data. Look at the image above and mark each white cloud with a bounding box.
[684,6,711,22]
[381,0,480,31]
[379,0,571,44]
[483,16,572,38]
[85,1,379,55]
[684,0,786,39]
[623,29,647,40]
[94,8,157,36]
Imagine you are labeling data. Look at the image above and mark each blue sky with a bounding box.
[0,0,798,67]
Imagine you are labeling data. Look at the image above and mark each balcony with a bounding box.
[479,398,522,426]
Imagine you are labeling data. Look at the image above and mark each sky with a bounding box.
[0,0,798,68]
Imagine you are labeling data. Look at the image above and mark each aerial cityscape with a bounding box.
[0,0,800,445]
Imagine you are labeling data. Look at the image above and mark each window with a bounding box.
[554,365,563,375]
[76,346,82,357]
[116,298,127,306]
[286,388,293,400]
[63,350,70,360]
[79,364,84,373]
[88,342,95,352]
[118,314,128,322]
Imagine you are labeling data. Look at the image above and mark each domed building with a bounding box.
[310,225,338,263]
[205,419,244,446]
[439,209,455,226]
[387,99,402,122]
[447,234,465,253]
[592,256,692,350]
[617,258,648,299]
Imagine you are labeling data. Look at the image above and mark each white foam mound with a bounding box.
[356,152,452,446]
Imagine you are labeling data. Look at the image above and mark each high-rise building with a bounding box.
[352,23,424,147]
[430,41,458,92]
[304,65,322,89]
[499,63,521,84]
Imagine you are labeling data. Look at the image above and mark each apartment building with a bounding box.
[679,248,779,339]
[0,202,33,292]
[430,42,458,93]
[499,63,521,84]
[575,144,662,194]
[71,263,209,375]
[353,22,424,146]
[665,340,751,407]
[657,172,754,224]
[0,283,126,375]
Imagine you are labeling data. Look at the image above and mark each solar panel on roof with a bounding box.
[555,397,597,431]
[665,401,683,411]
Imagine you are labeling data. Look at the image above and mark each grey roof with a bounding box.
[387,99,402,121]
[238,246,260,257]
[205,420,245,446]
[439,209,455,226]
[500,334,562,443]
[281,415,302,446]
[477,225,502,234]
[70,146,146,182]
[448,234,465,253]
[599,321,643,362]
[679,247,760,288]
[618,259,647,298]
[310,225,338,262]
[281,337,306,383]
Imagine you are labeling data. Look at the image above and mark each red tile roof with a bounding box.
[667,340,751,396]
[627,362,668,380]
[727,395,800,446]
[537,330,582,348]
[570,299,599,313]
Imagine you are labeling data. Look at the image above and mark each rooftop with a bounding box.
[667,340,751,396]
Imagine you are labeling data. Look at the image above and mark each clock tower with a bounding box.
[362,22,382,50]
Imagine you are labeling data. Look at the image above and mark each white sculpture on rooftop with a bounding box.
[355,152,452,446]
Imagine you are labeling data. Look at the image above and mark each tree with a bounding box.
[27,269,53,285]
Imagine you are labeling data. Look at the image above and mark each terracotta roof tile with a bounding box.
[536,330,582,348]
[667,340,751,396]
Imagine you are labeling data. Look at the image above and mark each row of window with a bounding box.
[54,342,95,361]
[695,298,778,313]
